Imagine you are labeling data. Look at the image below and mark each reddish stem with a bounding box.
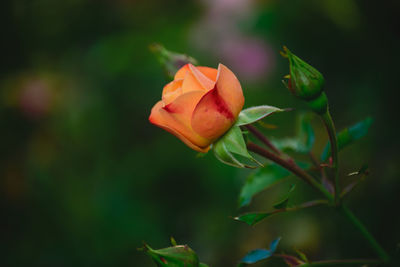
[245,124,281,155]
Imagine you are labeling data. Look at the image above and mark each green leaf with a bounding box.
[239,237,281,265]
[238,164,291,208]
[213,126,260,168]
[321,117,373,161]
[143,244,200,267]
[234,212,276,226]
[235,105,285,126]
[235,199,327,226]
[273,184,296,209]
[272,113,315,153]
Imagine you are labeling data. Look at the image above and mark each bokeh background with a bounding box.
[1,0,400,266]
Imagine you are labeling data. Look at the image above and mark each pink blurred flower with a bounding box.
[19,79,52,119]
[219,37,274,80]
[191,0,275,81]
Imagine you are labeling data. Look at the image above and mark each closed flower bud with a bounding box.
[149,63,245,152]
[281,47,328,114]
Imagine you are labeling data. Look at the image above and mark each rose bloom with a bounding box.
[149,63,244,152]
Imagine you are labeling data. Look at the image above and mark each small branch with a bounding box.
[245,124,281,155]
[308,152,320,168]
[247,142,333,201]
[309,152,335,194]
[276,199,329,214]
[320,111,340,205]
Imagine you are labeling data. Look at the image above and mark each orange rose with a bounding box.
[149,63,245,152]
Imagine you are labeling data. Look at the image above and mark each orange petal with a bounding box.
[174,64,190,80]
[214,64,244,117]
[149,91,211,151]
[162,79,183,105]
[188,64,215,91]
[197,66,218,81]
[191,89,235,141]
[191,64,244,140]
[181,70,206,94]
[149,104,210,152]
[175,64,217,91]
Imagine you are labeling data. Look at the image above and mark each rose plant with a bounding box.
[143,44,392,267]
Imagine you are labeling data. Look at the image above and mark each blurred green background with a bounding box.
[1,0,399,266]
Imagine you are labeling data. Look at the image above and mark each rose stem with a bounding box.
[340,205,390,262]
[245,124,281,155]
[320,111,340,205]
[246,142,332,200]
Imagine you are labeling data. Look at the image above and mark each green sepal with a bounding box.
[321,117,373,161]
[235,105,285,126]
[213,126,261,168]
[149,43,197,80]
[307,92,328,115]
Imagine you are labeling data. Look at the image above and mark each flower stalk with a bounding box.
[244,124,281,155]
[320,110,340,205]
[247,142,333,201]
[340,205,390,262]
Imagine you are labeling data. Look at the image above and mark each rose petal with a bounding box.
[197,66,218,81]
[150,106,210,152]
[149,91,211,151]
[188,64,215,90]
[214,63,244,116]
[181,70,206,94]
[162,79,183,106]
[191,64,244,140]
[174,64,190,80]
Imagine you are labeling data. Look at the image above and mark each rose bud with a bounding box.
[282,46,328,114]
[149,63,245,152]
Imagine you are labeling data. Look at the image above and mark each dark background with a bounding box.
[1,0,399,266]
